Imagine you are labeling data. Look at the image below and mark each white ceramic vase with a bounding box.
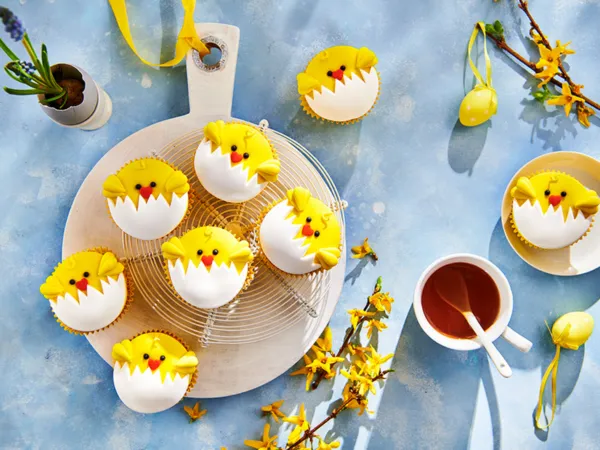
[38,63,112,130]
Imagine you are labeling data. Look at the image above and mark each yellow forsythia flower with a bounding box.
[534,64,559,88]
[536,44,562,69]
[547,83,584,117]
[317,438,342,449]
[314,326,333,353]
[290,354,318,391]
[183,402,207,423]
[283,404,310,444]
[244,423,278,450]
[261,400,286,423]
[577,104,595,128]
[342,382,372,416]
[351,238,378,260]
[347,309,375,329]
[369,292,394,313]
[555,40,575,55]
[366,319,388,338]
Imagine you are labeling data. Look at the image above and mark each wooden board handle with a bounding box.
[186,23,240,121]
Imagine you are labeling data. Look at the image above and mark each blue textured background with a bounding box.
[1,0,600,449]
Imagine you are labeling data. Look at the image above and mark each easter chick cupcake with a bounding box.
[102,158,190,240]
[297,45,380,124]
[510,171,600,249]
[112,331,198,414]
[259,187,342,275]
[40,249,132,333]
[162,226,254,309]
[194,120,281,203]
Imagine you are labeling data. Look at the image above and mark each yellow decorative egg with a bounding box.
[459,85,498,127]
[552,312,594,350]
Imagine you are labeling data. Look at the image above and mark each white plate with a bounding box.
[62,24,346,397]
[501,151,600,276]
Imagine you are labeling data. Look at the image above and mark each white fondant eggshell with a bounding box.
[167,259,249,309]
[107,193,188,240]
[194,139,264,203]
[512,199,593,249]
[306,68,379,123]
[113,362,191,414]
[259,202,320,275]
[51,273,127,332]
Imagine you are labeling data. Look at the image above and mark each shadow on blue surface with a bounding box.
[447,119,490,176]
[367,307,499,450]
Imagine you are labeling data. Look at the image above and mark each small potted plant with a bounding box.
[0,7,111,130]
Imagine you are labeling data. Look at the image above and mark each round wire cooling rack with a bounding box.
[121,121,346,347]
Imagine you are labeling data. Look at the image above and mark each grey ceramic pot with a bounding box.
[38,63,112,130]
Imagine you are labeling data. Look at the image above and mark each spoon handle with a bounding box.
[464,312,513,378]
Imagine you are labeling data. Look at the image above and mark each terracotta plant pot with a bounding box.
[38,63,112,130]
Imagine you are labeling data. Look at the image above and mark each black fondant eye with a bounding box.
[69,279,76,285]
[314,231,321,237]
[150,181,156,188]
[340,65,346,71]
[135,184,142,190]
[143,353,149,360]
[561,191,567,197]
[212,249,219,255]
[544,189,551,196]
[306,217,312,223]
[160,355,166,361]
[231,145,237,151]
[327,70,333,77]
[197,249,203,256]
[83,272,90,278]
[243,153,249,159]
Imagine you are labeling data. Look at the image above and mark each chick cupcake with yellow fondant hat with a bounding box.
[194,120,280,203]
[40,248,132,334]
[162,226,254,309]
[258,187,342,275]
[102,158,190,241]
[510,171,600,249]
[297,45,380,124]
[111,331,198,414]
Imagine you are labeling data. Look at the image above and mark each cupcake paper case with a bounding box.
[162,226,254,309]
[111,330,198,414]
[102,157,190,241]
[258,187,342,276]
[297,45,380,124]
[194,120,281,203]
[40,248,133,334]
[510,171,600,249]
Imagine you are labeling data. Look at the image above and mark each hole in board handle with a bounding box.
[193,36,228,72]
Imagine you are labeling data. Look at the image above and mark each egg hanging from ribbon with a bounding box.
[459,85,498,127]
[459,22,497,127]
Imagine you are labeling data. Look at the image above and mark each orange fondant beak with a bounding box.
[302,224,314,237]
[140,186,153,200]
[331,69,344,80]
[75,278,88,292]
[549,195,562,207]
[148,359,161,371]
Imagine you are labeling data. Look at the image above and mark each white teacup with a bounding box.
[414,253,532,352]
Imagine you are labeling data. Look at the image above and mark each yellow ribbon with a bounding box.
[535,323,571,430]
[108,0,209,67]
[467,22,493,89]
